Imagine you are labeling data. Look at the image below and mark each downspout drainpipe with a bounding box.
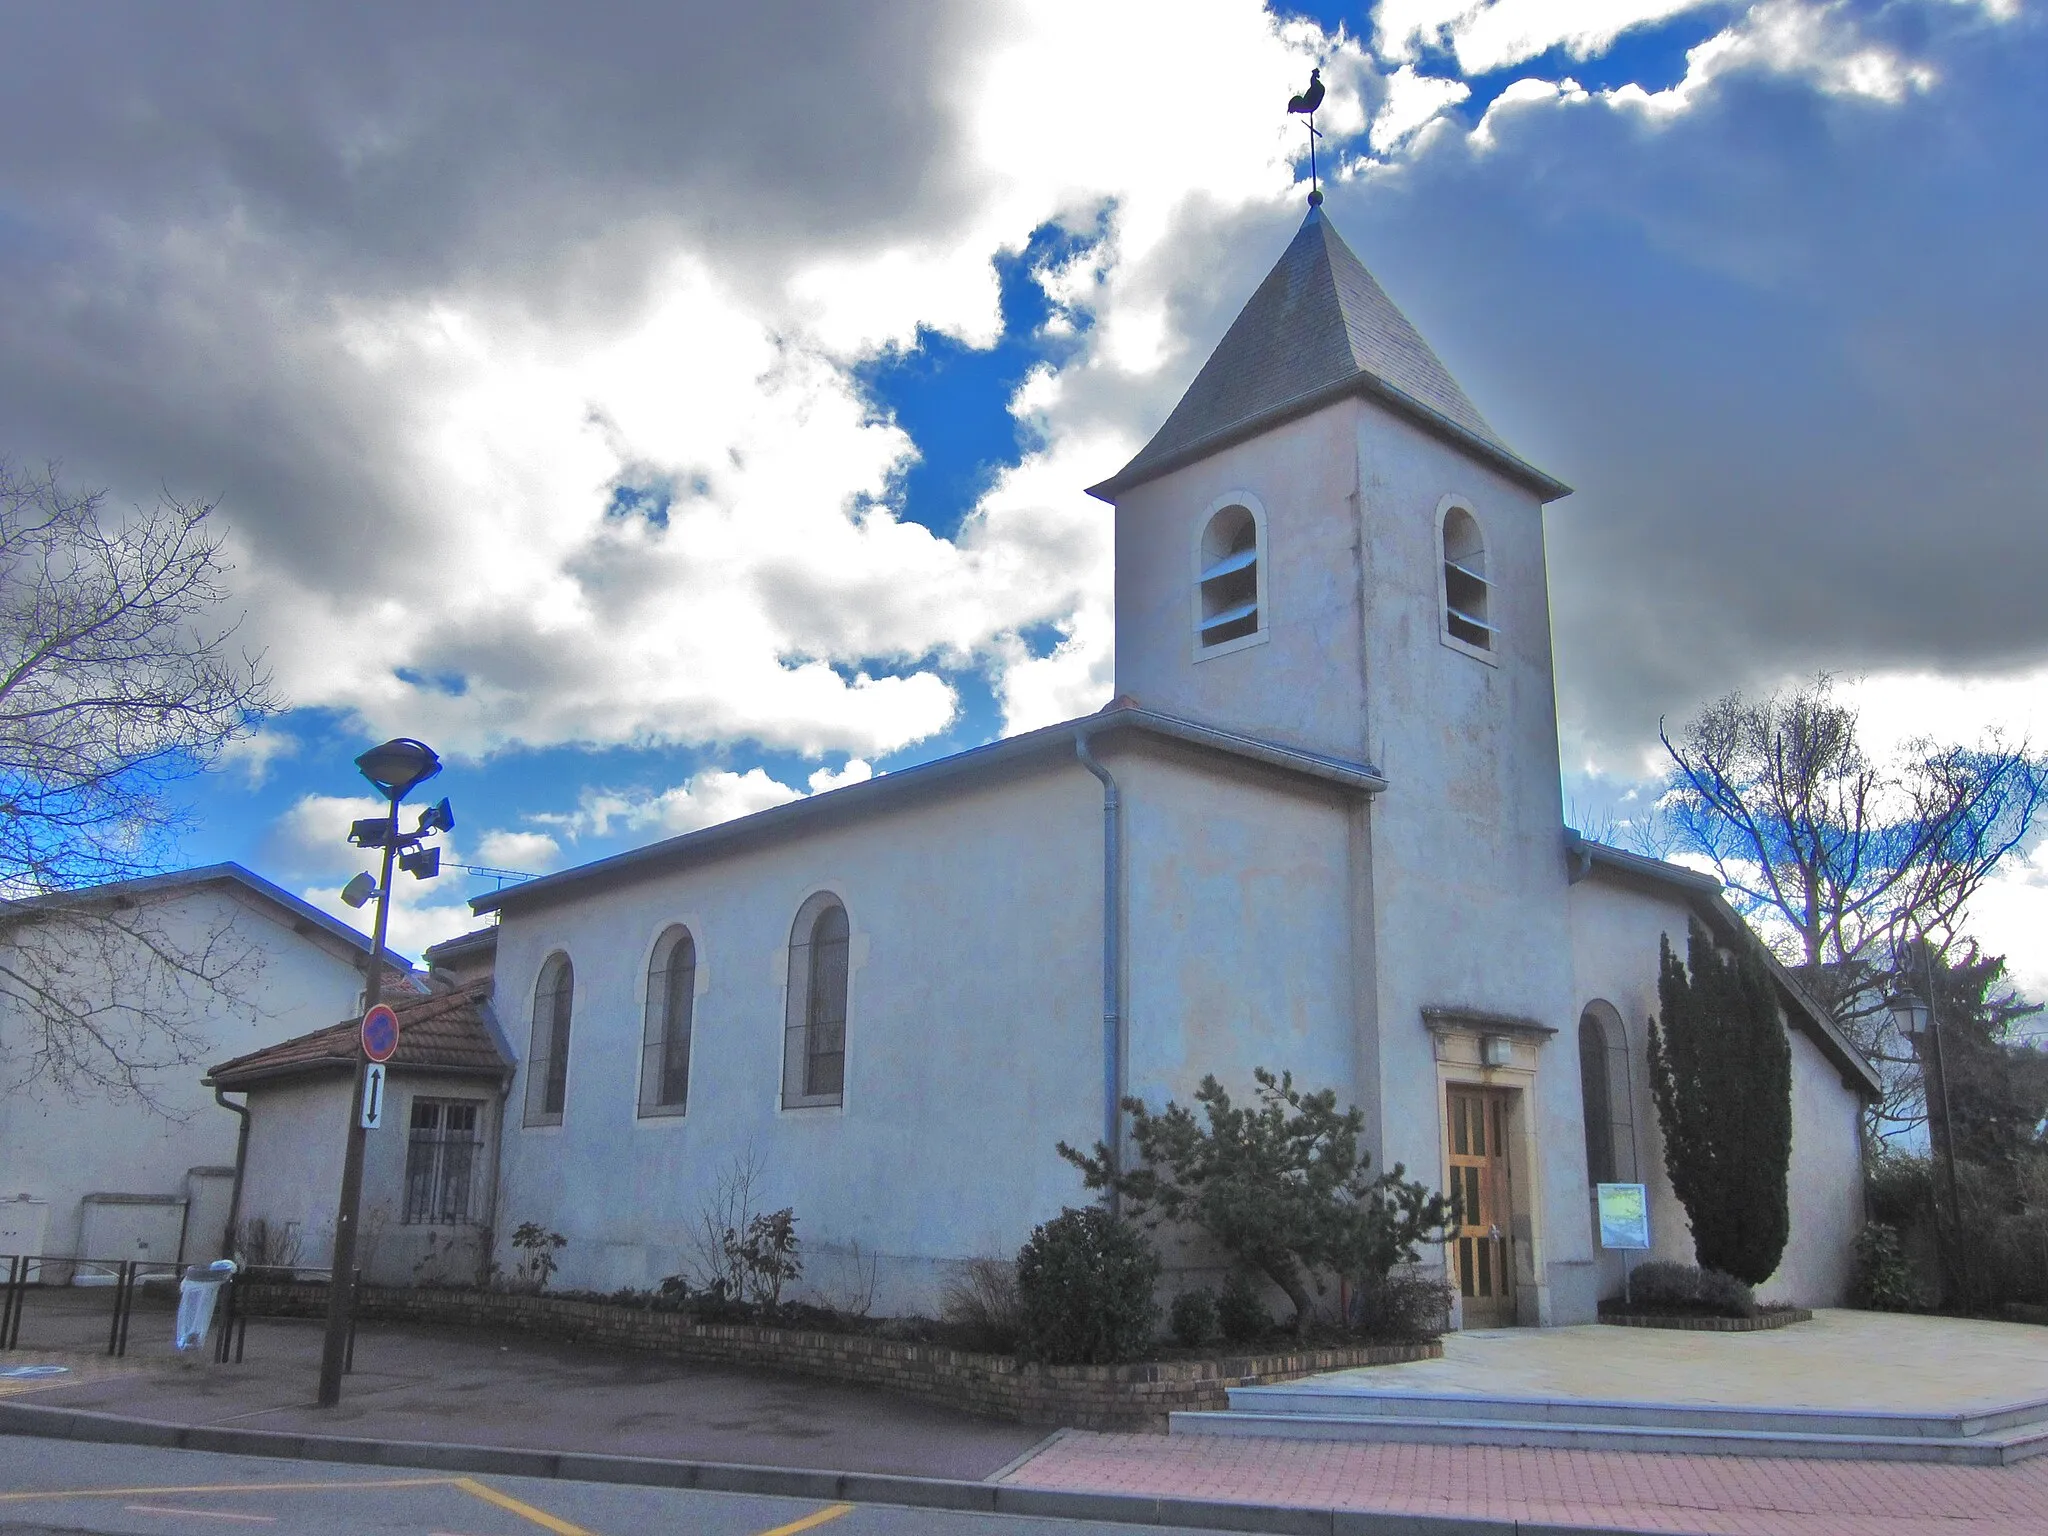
[1075,727,1123,1217]
[213,1086,251,1261]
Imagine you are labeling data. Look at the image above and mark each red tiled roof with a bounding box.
[206,977,507,1087]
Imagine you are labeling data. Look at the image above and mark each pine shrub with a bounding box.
[1014,1206,1159,1365]
[1649,922,1792,1285]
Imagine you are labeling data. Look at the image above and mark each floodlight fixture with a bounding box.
[348,817,393,848]
[355,738,442,800]
[416,797,455,835]
[340,872,378,909]
[399,846,442,881]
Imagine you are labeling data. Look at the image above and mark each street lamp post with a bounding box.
[1886,943,1967,1301]
[317,738,451,1407]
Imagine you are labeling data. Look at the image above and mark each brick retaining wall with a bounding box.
[240,1283,1437,1428]
[1598,1306,1813,1333]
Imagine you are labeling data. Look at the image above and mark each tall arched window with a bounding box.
[1196,502,1262,652]
[1577,1002,1636,1186]
[524,953,574,1127]
[1441,504,1493,651]
[1579,1011,1616,1186]
[639,926,696,1117]
[782,894,850,1108]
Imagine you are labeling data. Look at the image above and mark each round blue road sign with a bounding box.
[361,1003,400,1063]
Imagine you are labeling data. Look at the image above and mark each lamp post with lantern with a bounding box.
[317,737,454,1407]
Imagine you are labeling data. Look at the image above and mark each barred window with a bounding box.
[404,1099,483,1224]
[639,926,696,1117]
[782,894,849,1108]
[524,953,574,1126]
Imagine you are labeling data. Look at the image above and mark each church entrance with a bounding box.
[1446,1085,1517,1327]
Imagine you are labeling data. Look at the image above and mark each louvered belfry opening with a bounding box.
[1198,504,1260,648]
[1442,506,1493,650]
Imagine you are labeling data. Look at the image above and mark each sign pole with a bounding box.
[317,801,401,1407]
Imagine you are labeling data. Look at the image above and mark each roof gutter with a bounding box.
[1115,706,1387,795]
[213,1086,251,1262]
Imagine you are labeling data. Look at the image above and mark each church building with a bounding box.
[465,207,1879,1326]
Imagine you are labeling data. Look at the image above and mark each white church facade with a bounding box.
[452,208,1877,1326]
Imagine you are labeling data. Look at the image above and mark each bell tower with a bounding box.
[1087,204,1570,768]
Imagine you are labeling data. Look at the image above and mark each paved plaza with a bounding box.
[1299,1309,2048,1415]
[4,1295,2048,1532]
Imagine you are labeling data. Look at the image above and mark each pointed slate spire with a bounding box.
[1088,208,1567,501]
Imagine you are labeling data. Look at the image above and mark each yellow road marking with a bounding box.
[0,1476,453,1503]
[125,1505,278,1523]
[453,1476,598,1536]
[752,1503,856,1536]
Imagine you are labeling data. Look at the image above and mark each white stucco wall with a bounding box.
[488,759,1106,1312]
[0,879,381,1267]
[1121,747,1360,1116]
[1566,873,1868,1307]
[236,1069,504,1285]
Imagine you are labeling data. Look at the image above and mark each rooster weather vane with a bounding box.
[1288,67,1326,207]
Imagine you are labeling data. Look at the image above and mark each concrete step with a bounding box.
[1169,1405,2048,1466]
[1222,1385,2048,1441]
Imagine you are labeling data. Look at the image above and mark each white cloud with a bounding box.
[1372,67,1473,153]
[808,759,875,794]
[473,829,562,874]
[1375,0,1722,74]
[218,728,299,788]
[271,794,387,877]
[1621,1,1940,115]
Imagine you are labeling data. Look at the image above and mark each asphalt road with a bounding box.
[0,1437,1189,1536]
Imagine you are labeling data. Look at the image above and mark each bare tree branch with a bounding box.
[1658,673,2048,1139]
[0,460,281,1103]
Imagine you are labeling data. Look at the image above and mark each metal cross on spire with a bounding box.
[1287,67,1326,207]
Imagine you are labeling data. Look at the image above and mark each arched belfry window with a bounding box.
[1195,500,1264,653]
[1577,1002,1636,1186]
[524,953,574,1127]
[782,893,850,1108]
[1440,503,1493,652]
[639,926,696,1117]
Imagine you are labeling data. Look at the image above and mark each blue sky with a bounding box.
[5,0,2045,979]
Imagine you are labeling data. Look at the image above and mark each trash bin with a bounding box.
[175,1260,237,1352]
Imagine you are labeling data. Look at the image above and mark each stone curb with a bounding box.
[0,1400,1659,1536]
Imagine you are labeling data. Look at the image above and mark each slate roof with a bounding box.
[473,699,1387,918]
[206,976,509,1088]
[1087,207,1569,502]
[0,861,412,976]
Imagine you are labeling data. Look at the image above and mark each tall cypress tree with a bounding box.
[1648,920,1793,1285]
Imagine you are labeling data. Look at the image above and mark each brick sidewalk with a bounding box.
[1004,1431,2048,1535]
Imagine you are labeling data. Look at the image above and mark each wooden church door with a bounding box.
[1446,1085,1517,1326]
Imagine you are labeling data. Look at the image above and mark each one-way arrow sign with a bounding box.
[360,1062,387,1130]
